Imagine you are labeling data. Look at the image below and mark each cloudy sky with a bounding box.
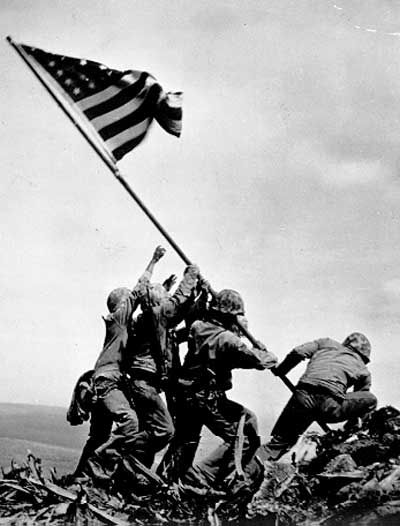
[1,0,399,434]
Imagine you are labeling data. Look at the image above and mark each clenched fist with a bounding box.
[152,245,166,261]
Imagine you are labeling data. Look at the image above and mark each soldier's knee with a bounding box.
[365,393,378,411]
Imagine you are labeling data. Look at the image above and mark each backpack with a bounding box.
[66,369,95,426]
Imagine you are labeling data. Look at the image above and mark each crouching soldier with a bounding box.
[261,332,378,461]
[170,289,277,496]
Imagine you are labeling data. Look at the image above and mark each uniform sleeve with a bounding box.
[137,269,151,284]
[251,347,278,369]
[131,271,151,302]
[160,272,197,324]
[275,338,332,376]
[184,288,209,328]
[94,304,132,372]
[102,299,132,350]
[220,332,277,370]
[353,370,372,392]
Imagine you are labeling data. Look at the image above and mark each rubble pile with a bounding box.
[0,453,130,525]
[1,406,400,526]
[248,406,400,525]
[0,452,219,525]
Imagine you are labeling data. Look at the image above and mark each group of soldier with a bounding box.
[67,245,378,500]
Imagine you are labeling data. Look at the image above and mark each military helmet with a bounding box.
[342,332,371,363]
[214,289,245,316]
[106,287,131,313]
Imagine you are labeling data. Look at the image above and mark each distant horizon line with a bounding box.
[0,401,67,410]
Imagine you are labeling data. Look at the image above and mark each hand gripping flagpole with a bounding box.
[235,316,331,433]
[7,36,330,433]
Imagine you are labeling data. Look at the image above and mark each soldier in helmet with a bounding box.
[165,289,277,495]
[73,245,166,480]
[260,332,378,461]
[120,263,201,469]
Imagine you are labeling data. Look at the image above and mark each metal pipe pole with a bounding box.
[112,172,192,265]
[9,36,330,433]
[235,316,331,433]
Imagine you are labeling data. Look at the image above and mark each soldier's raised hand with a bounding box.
[153,245,166,262]
[163,274,177,291]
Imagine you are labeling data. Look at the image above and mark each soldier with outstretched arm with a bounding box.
[163,289,277,497]
[121,263,201,470]
[71,245,166,480]
[260,332,378,461]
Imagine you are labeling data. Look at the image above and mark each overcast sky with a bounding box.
[1,0,399,434]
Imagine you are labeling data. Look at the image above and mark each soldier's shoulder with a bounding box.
[192,318,205,327]
[190,318,207,332]
[316,337,342,348]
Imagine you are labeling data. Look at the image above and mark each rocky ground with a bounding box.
[248,405,400,525]
[1,406,400,525]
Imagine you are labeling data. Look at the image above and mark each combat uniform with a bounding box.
[174,314,277,490]
[262,333,378,460]
[123,266,199,467]
[75,284,150,478]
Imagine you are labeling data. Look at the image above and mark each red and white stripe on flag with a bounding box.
[19,43,182,161]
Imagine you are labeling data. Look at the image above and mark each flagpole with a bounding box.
[6,35,192,265]
[8,37,325,418]
[112,172,191,265]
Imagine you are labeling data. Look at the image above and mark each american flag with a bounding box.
[19,43,182,161]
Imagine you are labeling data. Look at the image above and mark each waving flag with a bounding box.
[8,36,191,267]
[18,43,182,161]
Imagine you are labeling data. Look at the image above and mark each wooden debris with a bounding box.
[2,406,400,526]
[0,453,129,526]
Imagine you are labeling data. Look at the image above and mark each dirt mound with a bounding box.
[1,407,400,525]
[248,406,400,525]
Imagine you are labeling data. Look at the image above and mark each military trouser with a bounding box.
[74,375,139,478]
[165,388,260,488]
[262,384,377,461]
[123,378,174,467]
[73,401,113,477]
